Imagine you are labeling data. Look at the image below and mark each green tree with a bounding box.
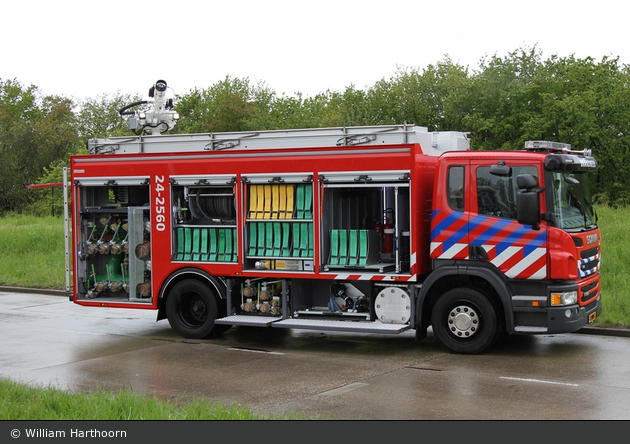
[461,47,630,204]
[77,92,141,139]
[0,78,42,126]
[265,93,311,129]
[364,78,397,126]
[174,76,275,134]
[4,45,627,213]
[28,159,67,217]
[463,46,545,151]
[314,86,372,127]
[0,79,79,214]
[173,87,206,134]
[363,58,471,131]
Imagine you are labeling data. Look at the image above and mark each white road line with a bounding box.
[61,329,108,336]
[500,376,578,387]
[228,347,284,355]
[319,382,369,396]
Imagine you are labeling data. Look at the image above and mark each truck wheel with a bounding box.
[166,279,218,339]
[431,288,498,354]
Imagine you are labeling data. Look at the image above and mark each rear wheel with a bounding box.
[166,279,220,339]
[431,287,499,354]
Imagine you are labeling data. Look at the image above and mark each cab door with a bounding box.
[468,160,547,280]
[430,162,471,261]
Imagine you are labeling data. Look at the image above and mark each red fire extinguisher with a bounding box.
[382,218,394,254]
[374,218,384,251]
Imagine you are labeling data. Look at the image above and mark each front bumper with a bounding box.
[547,295,602,334]
[512,295,602,334]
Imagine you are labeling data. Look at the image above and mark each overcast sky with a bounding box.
[2,0,627,102]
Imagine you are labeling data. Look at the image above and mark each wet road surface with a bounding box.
[1,290,629,420]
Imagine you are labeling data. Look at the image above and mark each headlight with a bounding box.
[551,291,578,306]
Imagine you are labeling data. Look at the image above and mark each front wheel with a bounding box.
[166,279,219,339]
[431,288,499,354]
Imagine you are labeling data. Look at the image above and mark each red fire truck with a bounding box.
[63,81,602,354]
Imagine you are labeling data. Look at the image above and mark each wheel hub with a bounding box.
[181,294,208,325]
[448,305,479,338]
[192,300,206,316]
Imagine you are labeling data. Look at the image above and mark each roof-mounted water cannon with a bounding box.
[119,80,180,135]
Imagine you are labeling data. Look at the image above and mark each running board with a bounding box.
[272,318,410,334]
[215,315,282,327]
[214,315,410,334]
[514,326,548,333]
[215,315,411,334]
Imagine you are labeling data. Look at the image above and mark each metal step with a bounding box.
[514,326,548,333]
[215,314,411,334]
[271,318,410,334]
[215,315,282,327]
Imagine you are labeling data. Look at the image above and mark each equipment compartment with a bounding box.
[170,175,238,263]
[319,171,411,274]
[73,179,152,303]
[243,174,314,272]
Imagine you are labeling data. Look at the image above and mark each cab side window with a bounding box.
[476,166,538,219]
[448,166,465,212]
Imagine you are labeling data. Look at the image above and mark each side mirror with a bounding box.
[490,161,511,176]
[516,173,543,230]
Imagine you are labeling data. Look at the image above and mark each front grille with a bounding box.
[584,298,599,312]
[581,246,599,259]
[580,281,599,304]
[578,251,601,278]
[580,258,600,272]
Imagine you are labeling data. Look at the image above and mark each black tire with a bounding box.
[431,287,499,354]
[166,279,219,339]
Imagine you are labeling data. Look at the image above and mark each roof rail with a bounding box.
[87,125,470,156]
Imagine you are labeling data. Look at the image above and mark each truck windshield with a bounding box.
[551,171,596,230]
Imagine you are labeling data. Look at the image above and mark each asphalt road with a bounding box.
[1,288,630,420]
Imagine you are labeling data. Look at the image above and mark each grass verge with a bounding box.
[0,378,310,420]
[0,215,66,289]
[593,205,630,326]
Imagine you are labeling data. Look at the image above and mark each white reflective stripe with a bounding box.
[430,242,441,254]
[528,265,547,280]
[505,247,546,277]
[579,253,599,265]
[490,246,521,268]
[430,242,550,280]
[578,253,601,278]
[332,273,377,280]
[330,273,415,281]
[505,264,546,279]
[333,273,352,280]
[440,243,468,259]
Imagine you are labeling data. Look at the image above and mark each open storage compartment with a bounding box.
[170,175,238,263]
[319,170,411,274]
[73,177,152,303]
[243,173,315,272]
